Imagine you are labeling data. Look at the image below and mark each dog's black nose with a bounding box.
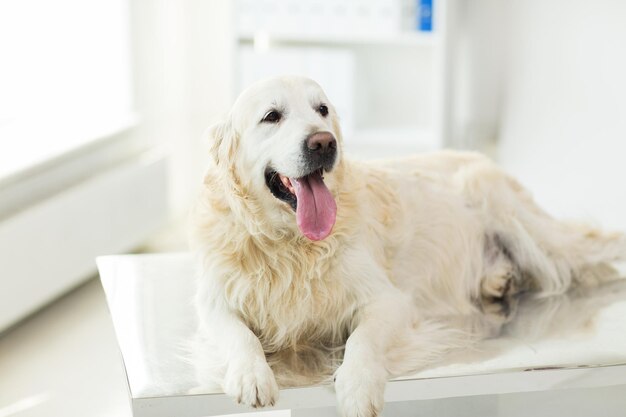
[306,132,337,153]
[303,131,337,172]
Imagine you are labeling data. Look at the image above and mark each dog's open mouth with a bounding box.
[265,168,337,241]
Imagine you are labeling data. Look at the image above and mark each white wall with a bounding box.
[130,0,234,217]
[451,0,509,149]
[496,0,626,231]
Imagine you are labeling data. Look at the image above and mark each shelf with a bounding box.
[238,31,438,48]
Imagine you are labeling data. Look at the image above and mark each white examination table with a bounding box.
[97,253,626,417]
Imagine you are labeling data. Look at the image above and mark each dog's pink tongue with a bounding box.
[291,172,336,241]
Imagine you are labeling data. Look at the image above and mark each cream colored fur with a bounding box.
[190,76,626,417]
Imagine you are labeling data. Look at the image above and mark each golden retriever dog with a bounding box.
[190,76,626,417]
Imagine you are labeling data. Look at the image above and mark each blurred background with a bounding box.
[1,0,625,416]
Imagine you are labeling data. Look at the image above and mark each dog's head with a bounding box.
[208,76,343,241]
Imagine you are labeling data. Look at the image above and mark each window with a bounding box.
[0,0,133,181]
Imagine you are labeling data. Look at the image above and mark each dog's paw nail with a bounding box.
[223,360,279,408]
[334,363,386,417]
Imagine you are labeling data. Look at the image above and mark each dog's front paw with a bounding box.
[334,361,387,417]
[223,358,278,408]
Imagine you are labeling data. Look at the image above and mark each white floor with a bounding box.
[0,278,133,417]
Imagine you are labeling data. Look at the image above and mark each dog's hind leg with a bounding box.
[479,234,526,327]
[507,209,626,293]
[480,268,519,322]
[554,223,626,287]
[462,160,626,293]
[560,224,626,267]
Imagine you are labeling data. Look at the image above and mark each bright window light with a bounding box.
[0,0,133,180]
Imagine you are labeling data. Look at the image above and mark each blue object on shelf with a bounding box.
[418,0,433,32]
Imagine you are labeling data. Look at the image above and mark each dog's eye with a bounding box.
[262,110,282,124]
[318,105,329,117]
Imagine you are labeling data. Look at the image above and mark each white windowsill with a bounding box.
[0,113,138,186]
[0,113,142,219]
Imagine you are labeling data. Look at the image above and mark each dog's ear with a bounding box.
[330,108,344,145]
[207,118,237,166]
[207,122,224,164]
